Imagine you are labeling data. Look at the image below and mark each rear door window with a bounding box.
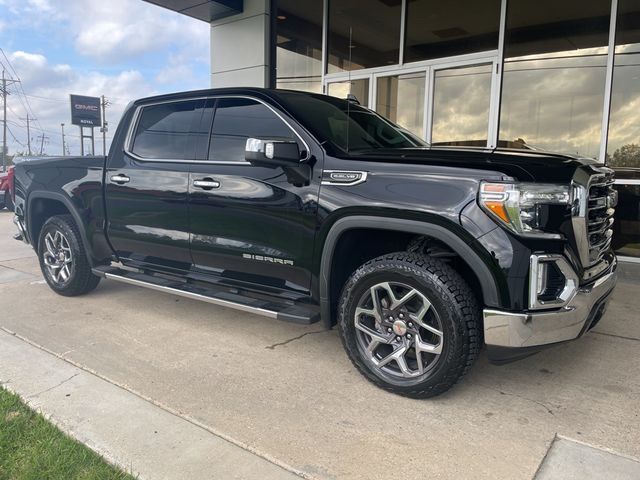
[131,99,205,160]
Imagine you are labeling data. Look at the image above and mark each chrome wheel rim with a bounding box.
[354,281,444,380]
[43,230,73,284]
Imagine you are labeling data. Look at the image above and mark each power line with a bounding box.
[2,69,20,170]
[6,125,27,149]
[0,48,45,134]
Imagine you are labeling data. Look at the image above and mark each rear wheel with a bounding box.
[337,252,480,398]
[38,215,100,296]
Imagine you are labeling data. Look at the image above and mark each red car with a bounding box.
[0,166,14,211]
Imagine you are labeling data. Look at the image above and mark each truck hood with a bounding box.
[346,147,599,183]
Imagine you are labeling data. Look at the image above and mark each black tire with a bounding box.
[337,252,480,398]
[38,215,100,296]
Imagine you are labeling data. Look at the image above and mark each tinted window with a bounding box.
[328,0,402,72]
[404,0,501,63]
[607,0,640,166]
[208,98,296,162]
[499,0,611,158]
[274,92,424,154]
[132,100,203,160]
[275,0,323,93]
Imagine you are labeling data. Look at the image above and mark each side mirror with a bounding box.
[245,138,302,165]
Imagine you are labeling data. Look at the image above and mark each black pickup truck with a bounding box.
[12,88,618,398]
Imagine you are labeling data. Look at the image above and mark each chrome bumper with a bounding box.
[13,215,29,244]
[484,264,617,351]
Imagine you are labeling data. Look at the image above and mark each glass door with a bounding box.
[324,56,500,148]
[374,70,426,139]
[326,77,371,107]
[429,62,495,147]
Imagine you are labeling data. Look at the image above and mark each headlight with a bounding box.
[479,182,570,238]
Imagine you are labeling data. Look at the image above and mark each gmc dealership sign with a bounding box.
[70,94,101,127]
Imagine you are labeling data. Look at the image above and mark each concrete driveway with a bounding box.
[0,209,639,479]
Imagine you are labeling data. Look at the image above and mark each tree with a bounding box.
[610,143,640,169]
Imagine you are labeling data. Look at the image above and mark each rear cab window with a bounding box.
[130,99,205,160]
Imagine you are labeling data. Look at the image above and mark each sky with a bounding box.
[0,0,210,157]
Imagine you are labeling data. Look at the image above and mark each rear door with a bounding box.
[188,96,321,294]
[105,98,207,272]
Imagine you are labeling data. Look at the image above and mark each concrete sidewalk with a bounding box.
[0,329,302,480]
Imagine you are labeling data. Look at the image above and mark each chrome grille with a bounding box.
[586,173,616,264]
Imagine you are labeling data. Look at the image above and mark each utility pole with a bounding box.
[61,123,66,156]
[37,133,48,155]
[1,70,20,171]
[19,114,34,155]
[100,95,110,157]
[26,115,31,155]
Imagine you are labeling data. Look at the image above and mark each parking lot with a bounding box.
[1,209,639,479]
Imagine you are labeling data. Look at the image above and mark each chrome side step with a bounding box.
[92,266,319,324]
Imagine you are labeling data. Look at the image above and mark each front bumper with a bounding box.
[484,260,617,363]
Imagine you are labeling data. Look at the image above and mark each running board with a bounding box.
[92,266,319,325]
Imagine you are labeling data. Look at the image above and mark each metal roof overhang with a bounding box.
[142,0,243,22]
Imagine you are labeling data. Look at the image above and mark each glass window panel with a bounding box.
[208,98,295,162]
[275,0,323,93]
[606,0,640,166]
[612,181,640,258]
[404,0,501,63]
[607,0,640,258]
[499,0,610,158]
[327,79,370,107]
[132,100,203,160]
[376,72,426,139]
[432,64,492,146]
[504,1,611,58]
[328,0,401,73]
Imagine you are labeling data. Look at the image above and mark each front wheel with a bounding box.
[38,215,100,296]
[337,252,480,398]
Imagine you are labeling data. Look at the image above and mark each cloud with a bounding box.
[65,0,209,63]
[5,50,156,155]
[0,0,209,63]
[0,0,210,156]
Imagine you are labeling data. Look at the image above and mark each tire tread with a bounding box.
[337,252,480,398]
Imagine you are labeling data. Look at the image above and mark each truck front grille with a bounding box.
[586,173,616,265]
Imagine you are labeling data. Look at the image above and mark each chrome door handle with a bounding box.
[193,178,220,190]
[110,174,130,184]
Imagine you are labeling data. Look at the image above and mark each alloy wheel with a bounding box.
[42,230,73,284]
[354,281,444,380]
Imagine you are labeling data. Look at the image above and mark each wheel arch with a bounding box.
[319,216,502,328]
[26,191,97,266]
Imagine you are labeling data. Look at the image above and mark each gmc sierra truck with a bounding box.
[12,88,618,398]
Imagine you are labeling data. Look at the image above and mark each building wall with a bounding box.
[209,0,640,260]
[210,0,271,88]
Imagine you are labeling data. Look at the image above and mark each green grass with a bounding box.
[0,388,135,480]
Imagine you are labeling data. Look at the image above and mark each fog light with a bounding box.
[529,255,578,310]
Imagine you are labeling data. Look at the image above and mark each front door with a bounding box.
[105,98,206,272]
[188,96,321,295]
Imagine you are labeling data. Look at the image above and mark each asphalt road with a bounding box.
[0,209,638,479]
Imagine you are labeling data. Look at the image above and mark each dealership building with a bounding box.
[146,0,639,262]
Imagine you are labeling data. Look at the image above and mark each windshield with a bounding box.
[273,92,427,154]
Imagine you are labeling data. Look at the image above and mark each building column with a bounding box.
[210,0,271,88]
